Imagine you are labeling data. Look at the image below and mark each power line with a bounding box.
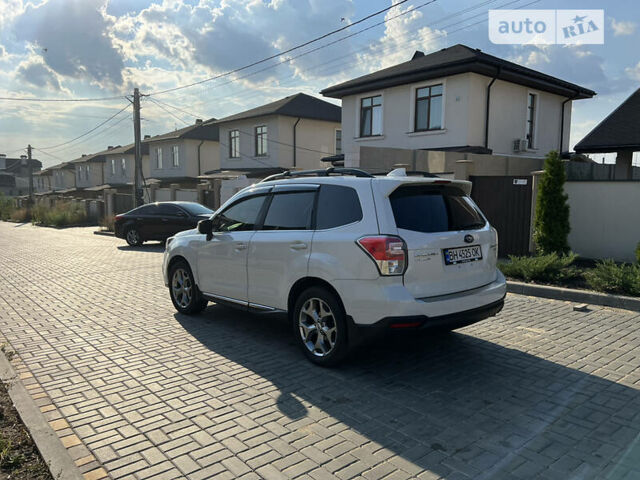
[38,104,131,151]
[0,93,126,103]
[148,0,420,96]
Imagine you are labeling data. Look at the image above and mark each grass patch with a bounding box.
[0,194,15,221]
[0,380,52,479]
[584,260,640,297]
[499,252,581,283]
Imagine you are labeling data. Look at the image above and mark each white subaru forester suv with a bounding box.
[163,167,506,366]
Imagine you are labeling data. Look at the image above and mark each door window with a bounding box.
[130,204,158,215]
[213,195,266,232]
[157,204,183,216]
[262,192,315,230]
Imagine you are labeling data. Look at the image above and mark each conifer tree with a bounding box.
[534,150,570,254]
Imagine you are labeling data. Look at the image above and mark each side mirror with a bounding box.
[197,219,213,240]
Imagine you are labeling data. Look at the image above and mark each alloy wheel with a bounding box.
[126,229,140,245]
[171,268,193,309]
[298,298,337,357]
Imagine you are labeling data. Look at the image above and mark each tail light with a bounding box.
[115,215,123,221]
[356,235,407,276]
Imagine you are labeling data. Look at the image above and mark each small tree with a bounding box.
[534,150,570,254]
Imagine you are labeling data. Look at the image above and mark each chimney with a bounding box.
[412,50,425,60]
[0,154,6,159]
[195,118,203,124]
[144,134,150,139]
[20,155,27,160]
[107,145,114,150]
[82,154,87,157]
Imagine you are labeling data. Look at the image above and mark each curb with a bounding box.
[93,230,115,237]
[507,281,640,312]
[0,352,84,480]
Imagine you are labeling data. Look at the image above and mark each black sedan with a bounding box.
[115,201,214,246]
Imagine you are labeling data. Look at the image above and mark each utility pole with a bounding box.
[132,88,143,207]
[27,144,33,218]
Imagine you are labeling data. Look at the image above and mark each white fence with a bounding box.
[565,181,640,262]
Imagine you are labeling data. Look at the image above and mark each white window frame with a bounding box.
[121,158,126,175]
[335,128,342,155]
[408,78,447,134]
[156,147,163,169]
[525,90,539,150]
[355,91,384,139]
[111,158,116,175]
[171,145,180,168]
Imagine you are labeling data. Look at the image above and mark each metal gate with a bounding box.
[469,175,533,257]
[113,193,133,214]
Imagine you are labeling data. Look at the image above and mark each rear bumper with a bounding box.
[333,270,507,326]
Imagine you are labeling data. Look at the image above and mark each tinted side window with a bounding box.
[157,204,183,216]
[262,192,315,230]
[390,185,485,233]
[131,204,157,215]
[213,195,266,232]
[316,185,363,229]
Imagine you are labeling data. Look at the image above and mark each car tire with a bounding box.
[292,286,349,367]
[125,227,143,247]
[169,260,208,314]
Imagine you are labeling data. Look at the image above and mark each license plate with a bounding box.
[443,245,482,265]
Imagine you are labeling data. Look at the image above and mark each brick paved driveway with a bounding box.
[0,222,638,480]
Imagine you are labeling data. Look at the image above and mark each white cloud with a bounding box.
[611,18,636,36]
[16,56,63,91]
[625,61,640,81]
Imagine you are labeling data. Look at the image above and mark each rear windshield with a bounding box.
[390,185,486,233]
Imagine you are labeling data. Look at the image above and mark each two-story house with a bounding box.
[143,119,219,187]
[71,151,106,192]
[216,93,341,172]
[49,163,76,191]
[34,168,52,194]
[102,143,151,190]
[321,44,595,172]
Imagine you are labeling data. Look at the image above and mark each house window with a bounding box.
[85,165,90,180]
[156,147,163,169]
[526,93,537,148]
[229,130,240,158]
[121,158,126,175]
[171,145,180,167]
[111,159,116,175]
[415,84,443,131]
[255,125,267,156]
[335,129,342,154]
[360,95,382,137]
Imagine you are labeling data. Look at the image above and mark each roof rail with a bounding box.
[371,170,441,178]
[259,167,374,183]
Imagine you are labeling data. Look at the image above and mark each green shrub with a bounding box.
[31,202,87,227]
[9,208,29,222]
[499,252,580,283]
[585,260,640,297]
[0,193,16,221]
[534,150,571,254]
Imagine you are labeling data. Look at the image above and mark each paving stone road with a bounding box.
[0,222,638,480]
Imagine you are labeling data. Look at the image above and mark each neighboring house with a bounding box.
[71,152,106,189]
[321,44,595,169]
[0,154,42,196]
[103,143,151,189]
[144,119,219,185]
[34,168,52,193]
[50,163,76,191]
[575,87,640,180]
[216,93,341,172]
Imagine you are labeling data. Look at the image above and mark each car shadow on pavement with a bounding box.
[176,306,640,480]
[116,243,165,252]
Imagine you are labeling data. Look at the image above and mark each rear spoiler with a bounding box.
[377,169,472,196]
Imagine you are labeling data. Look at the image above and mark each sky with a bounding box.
[0,0,638,167]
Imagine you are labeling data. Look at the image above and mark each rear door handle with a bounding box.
[235,242,248,251]
[161,218,169,222]
[290,241,308,250]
